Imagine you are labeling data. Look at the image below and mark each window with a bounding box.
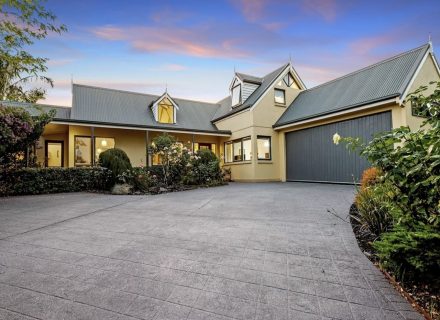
[274,89,285,104]
[411,100,429,118]
[231,84,241,106]
[95,137,115,162]
[75,136,115,166]
[75,136,92,166]
[257,136,271,160]
[158,97,174,123]
[224,137,252,163]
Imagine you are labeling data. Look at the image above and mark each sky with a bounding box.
[26,0,440,106]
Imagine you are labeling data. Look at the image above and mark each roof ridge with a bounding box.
[305,43,430,92]
[73,83,220,106]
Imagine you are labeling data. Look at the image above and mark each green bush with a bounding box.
[373,224,440,286]
[0,167,112,196]
[351,182,397,242]
[340,82,440,285]
[118,167,158,193]
[183,149,223,185]
[98,148,132,185]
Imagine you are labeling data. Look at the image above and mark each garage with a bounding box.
[286,111,392,183]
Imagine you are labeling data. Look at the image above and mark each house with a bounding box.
[3,43,439,183]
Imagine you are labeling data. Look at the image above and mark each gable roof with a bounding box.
[70,84,229,134]
[235,72,263,84]
[213,63,291,122]
[274,43,431,128]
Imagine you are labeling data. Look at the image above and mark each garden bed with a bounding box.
[350,203,439,320]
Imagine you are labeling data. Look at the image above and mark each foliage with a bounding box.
[340,81,440,228]
[1,0,67,102]
[351,180,397,242]
[118,166,158,193]
[339,82,440,285]
[98,148,132,186]
[373,224,440,286]
[0,104,54,169]
[182,149,223,185]
[0,167,112,196]
[360,167,380,190]
[150,133,189,186]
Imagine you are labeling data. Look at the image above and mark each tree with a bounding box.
[0,0,67,102]
[0,103,54,169]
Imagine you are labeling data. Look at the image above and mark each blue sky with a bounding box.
[31,0,440,106]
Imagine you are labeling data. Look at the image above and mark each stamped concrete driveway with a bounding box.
[0,183,422,320]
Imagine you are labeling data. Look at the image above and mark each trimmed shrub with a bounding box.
[98,148,132,185]
[0,167,112,196]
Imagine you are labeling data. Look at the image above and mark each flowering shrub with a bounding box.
[0,104,54,170]
[183,149,223,185]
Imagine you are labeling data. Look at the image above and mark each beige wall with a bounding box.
[38,124,223,168]
[403,53,440,130]
[215,67,301,181]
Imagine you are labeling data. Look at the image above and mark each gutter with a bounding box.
[273,95,400,130]
[51,118,231,137]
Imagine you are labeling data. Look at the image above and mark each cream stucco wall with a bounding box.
[214,66,302,182]
[403,53,440,130]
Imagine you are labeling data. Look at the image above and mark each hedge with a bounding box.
[0,167,113,196]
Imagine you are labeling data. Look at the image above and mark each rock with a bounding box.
[111,183,132,195]
[159,187,168,193]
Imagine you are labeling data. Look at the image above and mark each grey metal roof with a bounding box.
[275,44,431,128]
[0,100,71,119]
[235,72,262,84]
[213,63,290,121]
[71,84,228,134]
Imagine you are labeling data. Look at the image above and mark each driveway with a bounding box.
[0,183,422,320]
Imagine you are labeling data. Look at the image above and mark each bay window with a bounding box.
[224,137,251,163]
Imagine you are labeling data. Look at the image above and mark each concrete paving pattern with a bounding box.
[0,183,423,319]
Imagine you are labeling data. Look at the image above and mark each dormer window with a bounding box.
[151,92,179,124]
[231,82,241,107]
[158,98,174,123]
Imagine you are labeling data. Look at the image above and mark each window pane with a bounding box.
[75,137,91,166]
[257,137,271,160]
[233,141,242,161]
[158,100,174,123]
[242,139,252,161]
[225,143,233,163]
[232,85,241,106]
[274,89,285,104]
[95,137,115,162]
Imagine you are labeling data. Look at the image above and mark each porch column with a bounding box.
[192,134,195,153]
[91,126,95,166]
[145,130,149,167]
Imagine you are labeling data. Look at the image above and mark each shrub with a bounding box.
[98,148,132,185]
[183,149,223,185]
[339,82,440,284]
[118,167,158,193]
[351,182,397,242]
[373,224,440,286]
[0,167,112,196]
[360,167,380,189]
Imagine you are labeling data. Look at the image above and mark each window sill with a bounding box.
[257,160,273,164]
[274,103,286,107]
[223,161,252,166]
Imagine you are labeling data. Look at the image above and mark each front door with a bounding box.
[45,141,64,167]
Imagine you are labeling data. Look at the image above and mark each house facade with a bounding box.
[3,43,440,183]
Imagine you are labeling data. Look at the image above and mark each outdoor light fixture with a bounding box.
[101,139,107,147]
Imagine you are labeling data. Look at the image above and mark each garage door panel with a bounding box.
[286,111,391,183]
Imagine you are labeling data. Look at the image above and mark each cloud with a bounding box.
[301,0,338,22]
[163,64,188,71]
[232,0,269,22]
[47,58,76,67]
[92,25,250,59]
